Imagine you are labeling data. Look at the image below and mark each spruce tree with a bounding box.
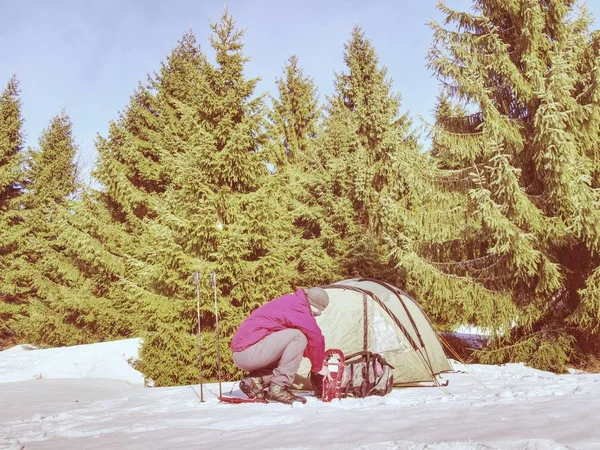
[317,26,421,283]
[267,55,339,287]
[5,112,131,346]
[269,55,320,165]
[93,30,205,237]
[0,76,25,346]
[26,111,78,206]
[0,76,23,209]
[140,11,301,385]
[389,0,600,371]
[88,32,211,383]
[90,12,303,385]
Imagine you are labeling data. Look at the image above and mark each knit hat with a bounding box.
[304,287,329,316]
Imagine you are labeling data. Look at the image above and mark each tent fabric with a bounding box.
[294,278,452,389]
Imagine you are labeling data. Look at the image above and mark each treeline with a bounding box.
[1,1,600,385]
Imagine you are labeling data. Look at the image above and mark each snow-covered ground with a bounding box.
[1,339,599,450]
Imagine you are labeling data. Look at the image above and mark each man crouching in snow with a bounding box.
[231,287,332,404]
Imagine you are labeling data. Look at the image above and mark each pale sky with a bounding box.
[1,1,598,183]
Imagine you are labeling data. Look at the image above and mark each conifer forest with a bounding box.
[1,1,600,385]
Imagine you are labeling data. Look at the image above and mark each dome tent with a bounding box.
[294,278,453,389]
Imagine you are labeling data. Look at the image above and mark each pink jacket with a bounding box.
[231,289,325,372]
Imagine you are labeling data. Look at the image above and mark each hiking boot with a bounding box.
[266,383,302,405]
[240,376,265,399]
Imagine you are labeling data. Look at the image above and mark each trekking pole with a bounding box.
[212,271,223,398]
[194,271,205,402]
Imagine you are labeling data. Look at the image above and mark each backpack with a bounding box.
[311,351,394,399]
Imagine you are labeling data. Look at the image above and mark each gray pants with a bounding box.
[232,328,307,387]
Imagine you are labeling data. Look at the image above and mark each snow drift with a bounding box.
[1,339,599,450]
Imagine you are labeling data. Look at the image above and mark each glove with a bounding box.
[310,371,324,398]
[317,366,332,380]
